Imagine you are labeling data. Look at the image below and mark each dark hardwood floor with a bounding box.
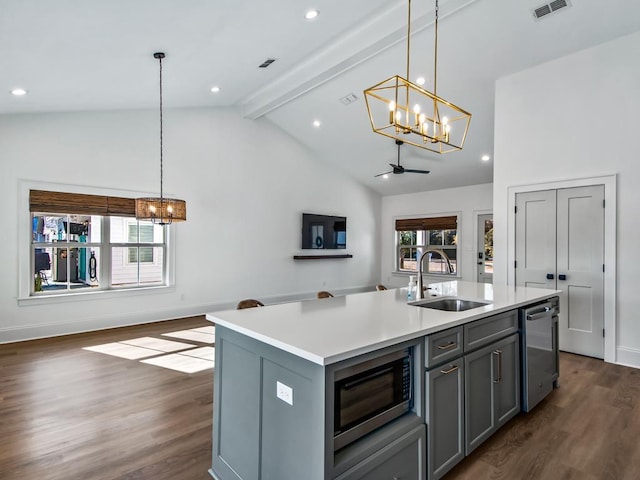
[0,316,214,480]
[446,352,640,480]
[1,319,639,479]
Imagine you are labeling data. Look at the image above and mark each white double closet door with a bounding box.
[515,185,604,358]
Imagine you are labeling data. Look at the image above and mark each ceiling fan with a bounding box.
[374,140,430,178]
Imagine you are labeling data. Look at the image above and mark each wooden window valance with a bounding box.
[395,216,458,231]
[29,190,136,217]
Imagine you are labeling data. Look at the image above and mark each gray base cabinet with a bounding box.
[425,357,465,480]
[333,425,426,480]
[424,310,520,479]
[465,333,520,455]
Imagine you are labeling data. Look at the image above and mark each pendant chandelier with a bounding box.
[135,52,187,225]
[364,0,471,154]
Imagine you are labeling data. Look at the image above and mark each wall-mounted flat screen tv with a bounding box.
[301,213,346,249]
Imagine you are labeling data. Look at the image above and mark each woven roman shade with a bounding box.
[395,216,457,231]
[30,190,136,217]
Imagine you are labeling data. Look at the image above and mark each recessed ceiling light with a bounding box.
[313,120,321,128]
[481,154,491,161]
[382,174,389,180]
[416,77,425,86]
[10,88,28,96]
[305,10,319,20]
[211,86,220,93]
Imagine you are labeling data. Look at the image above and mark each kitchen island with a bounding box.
[206,281,559,480]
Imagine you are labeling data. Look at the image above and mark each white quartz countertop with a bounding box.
[206,281,560,366]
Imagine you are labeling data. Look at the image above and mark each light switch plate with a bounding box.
[276,381,294,406]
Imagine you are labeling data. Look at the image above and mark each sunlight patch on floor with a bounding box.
[83,342,163,360]
[119,336,194,352]
[141,353,214,373]
[162,329,215,344]
[82,327,215,373]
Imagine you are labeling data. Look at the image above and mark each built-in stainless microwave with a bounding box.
[333,347,412,451]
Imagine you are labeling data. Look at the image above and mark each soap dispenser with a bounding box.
[407,275,416,302]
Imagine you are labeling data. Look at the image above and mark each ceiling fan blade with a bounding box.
[374,170,393,178]
[403,169,431,174]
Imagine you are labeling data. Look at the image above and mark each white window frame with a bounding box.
[394,214,460,277]
[18,180,176,304]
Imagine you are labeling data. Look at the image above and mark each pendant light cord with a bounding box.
[153,51,166,210]
[158,53,164,204]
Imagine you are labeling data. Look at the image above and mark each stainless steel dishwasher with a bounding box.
[520,297,559,412]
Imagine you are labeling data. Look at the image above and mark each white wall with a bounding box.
[380,183,493,287]
[493,31,640,367]
[0,107,381,342]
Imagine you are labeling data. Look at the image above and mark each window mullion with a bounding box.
[103,216,112,290]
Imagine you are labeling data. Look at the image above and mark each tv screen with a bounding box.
[301,213,346,249]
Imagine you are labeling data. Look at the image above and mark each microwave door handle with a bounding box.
[342,366,394,390]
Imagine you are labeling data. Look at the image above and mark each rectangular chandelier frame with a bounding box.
[364,75,472,154]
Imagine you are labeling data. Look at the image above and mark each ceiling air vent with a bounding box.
[339,93,358,105]
[533,0,570,20]
[258,58,276,68]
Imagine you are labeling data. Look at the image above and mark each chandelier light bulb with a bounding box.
[388,101,396,124]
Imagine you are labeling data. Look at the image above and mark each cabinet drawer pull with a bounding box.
[436,341,457,351]
[440,365,459,375]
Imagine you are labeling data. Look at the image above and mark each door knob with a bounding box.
[558,274,567,281]
[546,273,554,280]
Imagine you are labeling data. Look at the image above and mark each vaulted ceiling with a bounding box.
[2,0,640,195]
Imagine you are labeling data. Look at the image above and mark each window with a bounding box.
[29,190,168,296]
[396,216,458,275]
[128,224,155,263]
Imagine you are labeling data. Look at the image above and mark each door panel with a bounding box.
[515,190,556,291]
[556,185,604,358]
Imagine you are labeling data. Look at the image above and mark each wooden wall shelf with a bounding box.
[293,254,353,260]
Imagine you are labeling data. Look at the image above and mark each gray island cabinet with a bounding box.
[206,281,559,480]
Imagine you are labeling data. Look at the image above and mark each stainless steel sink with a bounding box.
[412,298,491,311]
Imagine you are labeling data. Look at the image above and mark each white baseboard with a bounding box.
[0,285,377,344]
[615,346,640,369]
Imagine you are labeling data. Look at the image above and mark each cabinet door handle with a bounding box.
[440,365,459,375]
[558,274,567,281]
[493,350,503,383]
[436,341,457,351]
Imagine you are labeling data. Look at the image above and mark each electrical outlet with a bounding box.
[276,381,293,406]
